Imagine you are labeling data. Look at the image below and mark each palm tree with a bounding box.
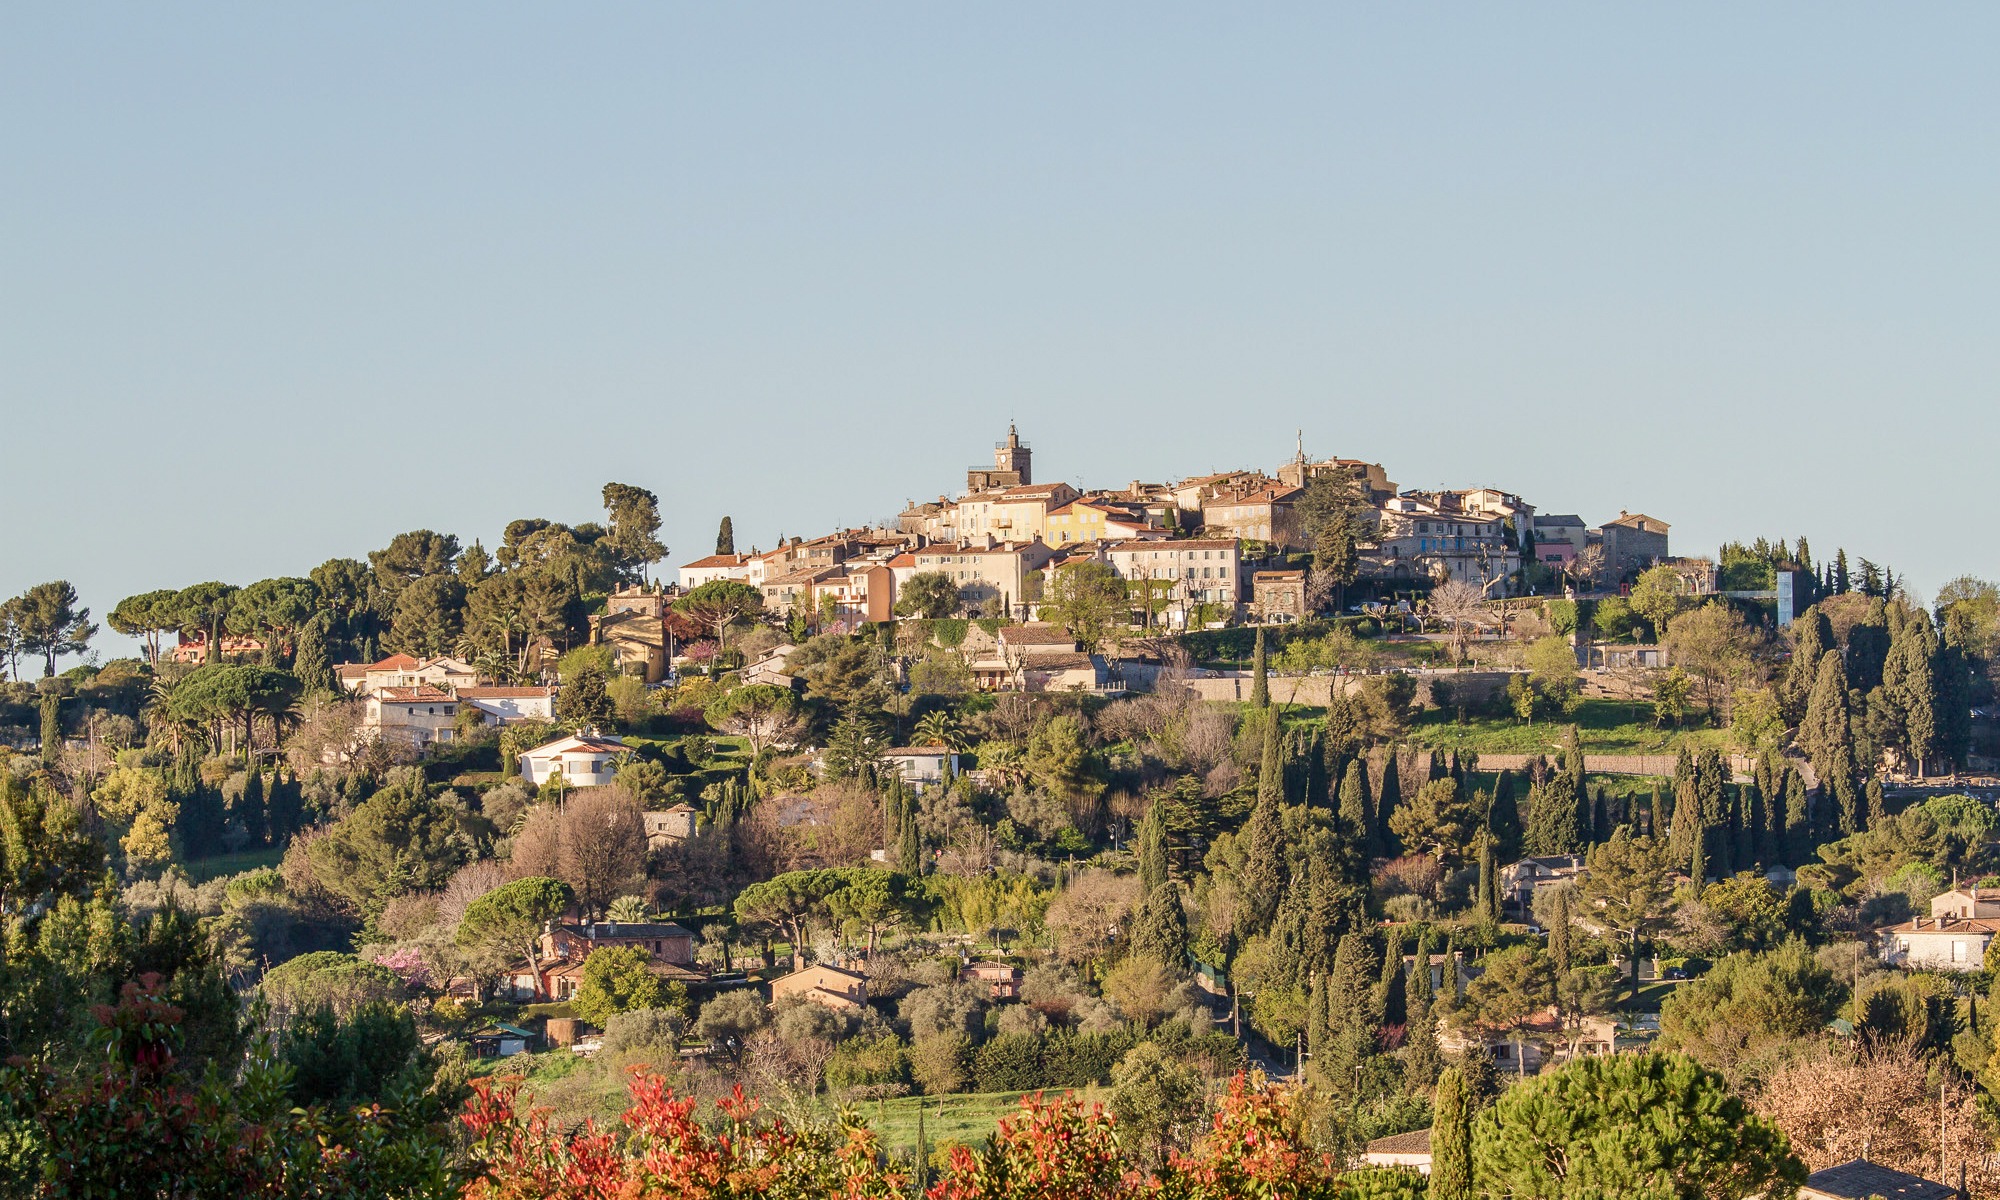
[913,710,965,751]
[607,895,649,923]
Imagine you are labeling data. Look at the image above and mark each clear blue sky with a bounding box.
[5,4,1996,663]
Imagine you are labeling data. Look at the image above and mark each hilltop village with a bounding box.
[2,427,1996,1197]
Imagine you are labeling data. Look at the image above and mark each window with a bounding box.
[1955,940,1968,962]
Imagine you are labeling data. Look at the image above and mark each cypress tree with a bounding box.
[1691,823,1707,885]
[1865,776,1887,830]
[1846,601,1891,691]
[1475,834,1498,925]
[1137,801,1169,895]
[1337,759,1372,851]
[1250,625,1269,709]
[1131,882,1188,968]
[237,769,268,849]
[716,516,735,556]
[1257,709,1284,807]
[1408,932,1434,1012]
[1550,888,1572,973]
[1377,930,1407,1027]
[882,778,906,847]
[1887,608,1940,776]
[1591,786,1611,844]
[898,809,922,875]
[1784,606,1834,723]
[267,768,303,845]
[1307,970,1329,1070]
[1439,938,1461,1008]
[1323,932,1378,1087]
[1746,779,1773,869]
[38,689,61,767]
[1376,747,1402,856]
[1647,780,1664,839]
[1488,769,1521,860]
[1431,1069,1474,1200]
[291,614,335,694]
[1240,792,1285,932]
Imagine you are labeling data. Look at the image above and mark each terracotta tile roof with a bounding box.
[1000,624,1077,646]
[1364,1129,1432,1156]
[367,653,421,671]
[1878,917,2000,935]
[378,685,455,702]
[1026,652,1097,671]
[681,553,750,568]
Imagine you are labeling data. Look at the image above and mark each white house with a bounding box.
[1931,887,2000,920]
[881,748,962,792]
[518,731,629,787]
[458,686,557,726]
[1361,1129,1431,1174]
[337,653,479,698]
[364,686,460,748]
[1877,915,2000,972]
[678,553,753,590]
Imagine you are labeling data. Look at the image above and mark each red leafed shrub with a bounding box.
[460,1068,1367,1200]
[925,1091,1134,1200]
[462,1067,908,1199]
[1160,1070,1341,1200]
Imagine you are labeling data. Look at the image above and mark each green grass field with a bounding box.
[184,847,284,883]
[1405,699,1732,757]
[864,1089,1100,1152]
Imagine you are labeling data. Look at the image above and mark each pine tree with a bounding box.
[1430,1068,1474,1200]
[1137,801,1169,894]
[1550,888,1572,973]
[716,516,735,556]
[1250,625,1270,709]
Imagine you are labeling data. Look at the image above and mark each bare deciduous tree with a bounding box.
[1427,578,1487,664]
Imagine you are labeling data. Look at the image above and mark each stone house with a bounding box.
[770,963,869,1012]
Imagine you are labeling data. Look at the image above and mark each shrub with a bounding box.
[973,1031,1047,1092]
[825,1031,912,1096]
[601,1007,687,1056]
[909,1031,972,1095]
